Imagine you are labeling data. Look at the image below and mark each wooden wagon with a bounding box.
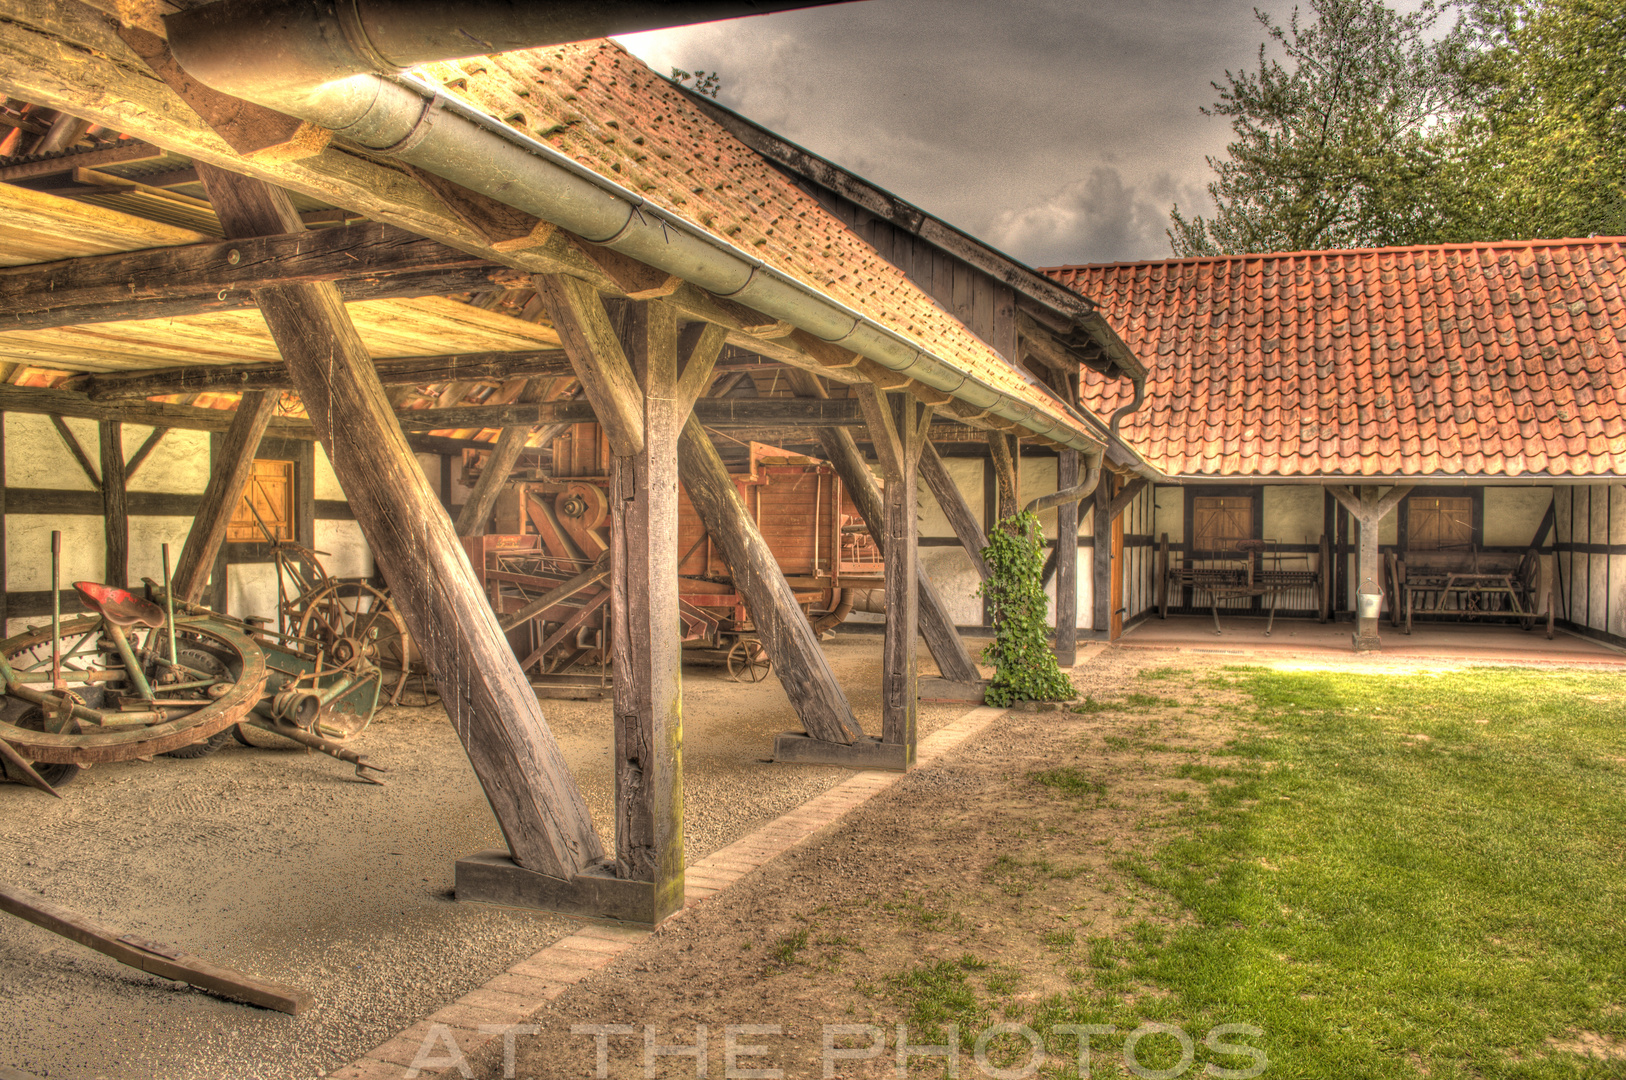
[1384,546,1553,638]
[464,423,881,692]
[1156,534,1331,634]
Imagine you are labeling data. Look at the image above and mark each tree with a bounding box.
[1449,0,1626,240]
[1169,0,1475,255]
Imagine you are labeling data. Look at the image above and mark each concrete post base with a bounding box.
[1353,615,1383,652]
[454,852,682,926]
[772,732,911,771]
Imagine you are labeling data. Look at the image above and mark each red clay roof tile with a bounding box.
[1047,239,1626,477]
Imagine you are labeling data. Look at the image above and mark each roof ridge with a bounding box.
[1042,236,1626,274]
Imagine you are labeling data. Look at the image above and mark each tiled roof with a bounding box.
[413,41,1100,447]
[1047,240,1626,478]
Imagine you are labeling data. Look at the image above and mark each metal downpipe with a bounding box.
[1024,453,1103,515]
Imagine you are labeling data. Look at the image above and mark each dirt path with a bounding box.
[0,634,973,1080]
[500,648,1254,1079]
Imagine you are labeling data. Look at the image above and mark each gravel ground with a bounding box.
[0,632,982,1080]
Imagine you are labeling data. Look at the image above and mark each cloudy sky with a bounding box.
[616,0,1274,268]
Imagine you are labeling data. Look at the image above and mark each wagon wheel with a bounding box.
[160,644,238,758]
[4,706,82,788]
[0,615,268,778]
[294,581,409,727]
[1384,553,1404,628]
[726,638,771,683]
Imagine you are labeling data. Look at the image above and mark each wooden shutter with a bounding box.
[227,459,295,542]
[1192,496,1253,552]
[1407,496,1473,550]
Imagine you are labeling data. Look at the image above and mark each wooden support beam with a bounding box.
[859,387,934,756]
[677,414,861,744]
[98,421,127,588]
[0,139,163,182]
[1107,477,1149,522]
[564,232,682,300]
[1054,450,1078,666]
[0,221,504,332]
[395,395,870,432]
[608,300,684,915]
[988,431,1019,526]
[674,322,728,415]
[453,378,570,537]
[785,371,980,686]
[919,439,989,581]
[1327,484,1413,624]
[196,164,603,882]
[535,274,646,458]
[171,390,275,604]
[69,351,571,402]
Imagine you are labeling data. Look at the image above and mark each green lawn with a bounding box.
[1044,666,1626,1078]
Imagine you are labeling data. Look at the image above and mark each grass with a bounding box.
[1047,666,1626,1078]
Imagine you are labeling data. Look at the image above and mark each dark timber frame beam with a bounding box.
[98,420,127,589]
[192,166,622,916]
[0,221,508,332]
[67,351,571,401]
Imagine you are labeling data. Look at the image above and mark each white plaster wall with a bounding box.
[917,456,981,539]
[313,443,344,501]
[6,514,103,591]
[227,562,279,625]
[919,547,982,626]
[1264,486,1324,545]
[1379,489,1400,544]
[127,516,195,590]
[1018,457,1059,538]
[1483,486,1554,548]
[316,519,374,580]
[1152,484,1183,543]
[125,426,210,494]
[6,413,98,490]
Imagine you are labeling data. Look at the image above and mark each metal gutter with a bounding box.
[1152,474,1610,486]
[162,3,1108,454]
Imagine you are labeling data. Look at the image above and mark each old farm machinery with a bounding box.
[0,536,387,794]
[466,423,878,692]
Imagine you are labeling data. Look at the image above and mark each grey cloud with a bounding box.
[617,0,1262,264]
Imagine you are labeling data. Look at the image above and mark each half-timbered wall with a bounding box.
[1,411,370,635]
[1151,481,1558,621]
[1120,480,1157,627]
[1553,484,1626,642]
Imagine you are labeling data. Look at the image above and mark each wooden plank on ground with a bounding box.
[0,880,312,1014]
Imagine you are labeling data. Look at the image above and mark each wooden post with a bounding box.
[98,420,127,588]
[171,390,276,604]
[194,166,613,907]
[606,301,684,914]
[781,370,980,686]
[1093,479,1112,637]
[678,415,863,746]
[1054,449,1078,665]
[857,384,934,762]
[1328,484,1413,652]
